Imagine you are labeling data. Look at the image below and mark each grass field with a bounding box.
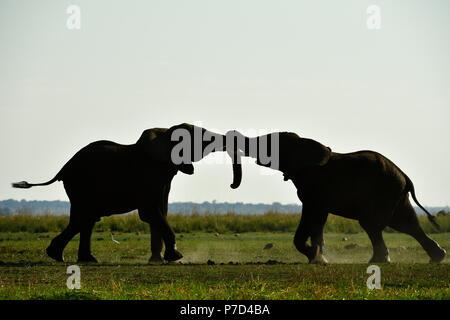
[1,212,449,234]
[0,229,448,300]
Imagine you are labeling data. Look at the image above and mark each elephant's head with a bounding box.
[136,123,242,189]
[226,130,331,181]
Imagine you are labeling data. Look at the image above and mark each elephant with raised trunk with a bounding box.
[228,130,446,264]
[12,123,242,263]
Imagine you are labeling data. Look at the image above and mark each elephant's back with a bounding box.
[329,150,408,197]
[332,150,405,176]
[58,140,135,182]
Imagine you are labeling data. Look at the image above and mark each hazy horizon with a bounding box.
[1,1,449,206]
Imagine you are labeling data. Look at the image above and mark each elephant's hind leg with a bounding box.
[389,199,446,263]
[77,219,98,263]
[360,223,390,263]
[46,213,81,262]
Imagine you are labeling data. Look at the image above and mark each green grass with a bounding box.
[1,263,448,300]
[1,212,449,234]
[0,231,448,300]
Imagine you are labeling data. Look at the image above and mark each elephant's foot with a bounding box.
[309,255,328,265]
[46,245,64,262]
[148,254,164,264]
[308,246,328,265]
[164,249,183,262]
[429,247,446,264]
[77,254,98,263]
[369,254,391,264]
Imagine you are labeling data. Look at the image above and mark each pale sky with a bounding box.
[1,0,449,206]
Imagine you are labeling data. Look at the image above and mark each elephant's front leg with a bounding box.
[155,214,183,262]
[293,212,315,261]
[294,206,328,264]
[139,208,183,263]
[309,213,329,264]
[148,223,164,263]
[157,184,182,262]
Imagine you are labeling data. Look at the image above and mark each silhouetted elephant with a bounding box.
[13,123,242,263]
[229,130,446,264]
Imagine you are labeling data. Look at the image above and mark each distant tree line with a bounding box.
[0,199,70,216]
[0,199,301,216]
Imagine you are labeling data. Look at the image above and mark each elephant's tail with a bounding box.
[12,175,60,189]
[405,175,440,230]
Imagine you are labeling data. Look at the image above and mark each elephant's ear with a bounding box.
[177,163,194,175]
[297,138,331,167]
[136,125,196,174]
[136,128,172,163]
[281,134,331,174]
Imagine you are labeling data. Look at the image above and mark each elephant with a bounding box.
[12,123,243,263]
[228,130,446,264]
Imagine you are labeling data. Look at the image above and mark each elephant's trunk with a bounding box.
[201,129,242,189]
[228,140,242,189]
[223,131,242,189]
[225,130,253,188]
[225,130,280,171]
[230,162,242,189]
[225,130,255,158]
